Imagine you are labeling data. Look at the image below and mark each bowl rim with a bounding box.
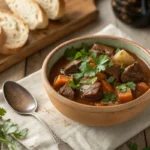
[42,35,150,112]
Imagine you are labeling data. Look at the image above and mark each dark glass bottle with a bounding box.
[112,0,150,27]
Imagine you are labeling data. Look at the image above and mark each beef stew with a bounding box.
[49,43,150,106]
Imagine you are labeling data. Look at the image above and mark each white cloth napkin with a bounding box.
[1,24,150,150]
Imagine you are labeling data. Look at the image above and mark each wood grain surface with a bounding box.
[0,0,150,149]
[0,0,98,72]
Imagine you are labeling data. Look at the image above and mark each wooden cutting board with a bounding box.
[0,0,98,72]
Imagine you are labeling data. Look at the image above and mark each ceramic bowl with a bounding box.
[42,36,150,126]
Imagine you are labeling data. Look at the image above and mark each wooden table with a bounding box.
[0,0,149,149]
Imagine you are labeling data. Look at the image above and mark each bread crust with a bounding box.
[35,0,65,20]
[54,0,65,20]
[6,0,49,30]
[0,9,29,55]
[0,26,5,46]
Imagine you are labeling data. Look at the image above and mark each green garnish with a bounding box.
[128,142,150,150]
[79,58,96,77]
[116,48,121,53]
[64,43,89,61]
[0,108,28,150]
[74,52,82,60]
[73,72,84,80]
[128,143,138,150]
[80,77,98,85]
[64,47,77,61]
[0,108,6,117]
[116,82,136,92]
[107,76,115,84]
[93,55,109,72]
[68,80,79,89]
[101,93,117,104]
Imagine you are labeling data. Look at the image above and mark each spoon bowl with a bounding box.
[3,81,73,150]
[3,81,37,114]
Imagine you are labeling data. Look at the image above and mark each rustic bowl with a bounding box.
[42,36,150,126]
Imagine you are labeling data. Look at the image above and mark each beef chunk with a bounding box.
[121,62,144,83]
[90,43,115,56]
[60,60,81,75]
[59,84,75,99]
[80,82,103,101]
[106,64,121,80]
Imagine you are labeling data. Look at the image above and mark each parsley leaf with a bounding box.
[79,59,96,77]
[128,143,138,150]
[0,108,6,117]
[128,142,150,150]
[94,55,109,72]
[74,52,82,60]
[68,80,79,89]
[116,48,121,53]
[0,108,28,149]
[126,82,136,90]
[116,82,136,92]
[101,93,117,104]
[80,77,98,85]
[64,47,77,60]
[73,72,84,80]
[107,76,115,84]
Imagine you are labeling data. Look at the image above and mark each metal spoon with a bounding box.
[3,81,73,150]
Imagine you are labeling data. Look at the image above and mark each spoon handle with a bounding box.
[32,112,73,150]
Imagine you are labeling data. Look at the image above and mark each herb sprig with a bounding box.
[128,142,150,150]
[101,93,117,104]
[116,82,136,92]
[107,76,115,84]
[0,108,28,150]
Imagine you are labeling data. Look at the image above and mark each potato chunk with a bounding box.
[113,49,135,67]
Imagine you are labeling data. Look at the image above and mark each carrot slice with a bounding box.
[101,80,114,93]
[117,88,133,103]
[53,75,73,88]
[136,82,149,92]
[97,72,107,81]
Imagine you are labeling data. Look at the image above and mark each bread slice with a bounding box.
[0,26,5,46]
[0,9,29,55]
[35,0,65,20]
[5,0,49,30]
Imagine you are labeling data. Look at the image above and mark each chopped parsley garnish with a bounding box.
[80,77,98,85]
[93,55,109,72]
[116,82,136,92]
[0,108,28,150]
[101,93,117,104]
[107,76,115,84]
[73,72,84,80]
[64,47,77,61]
[68,80,79,89]
[0,108,6,117]
[64,43,89,61]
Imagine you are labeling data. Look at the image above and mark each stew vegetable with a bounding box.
[50,43,150,106]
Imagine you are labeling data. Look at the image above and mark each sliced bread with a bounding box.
[5,0,49,30]
[0,26,5,46]
[35,0,65,20]
[0,9,29,55]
